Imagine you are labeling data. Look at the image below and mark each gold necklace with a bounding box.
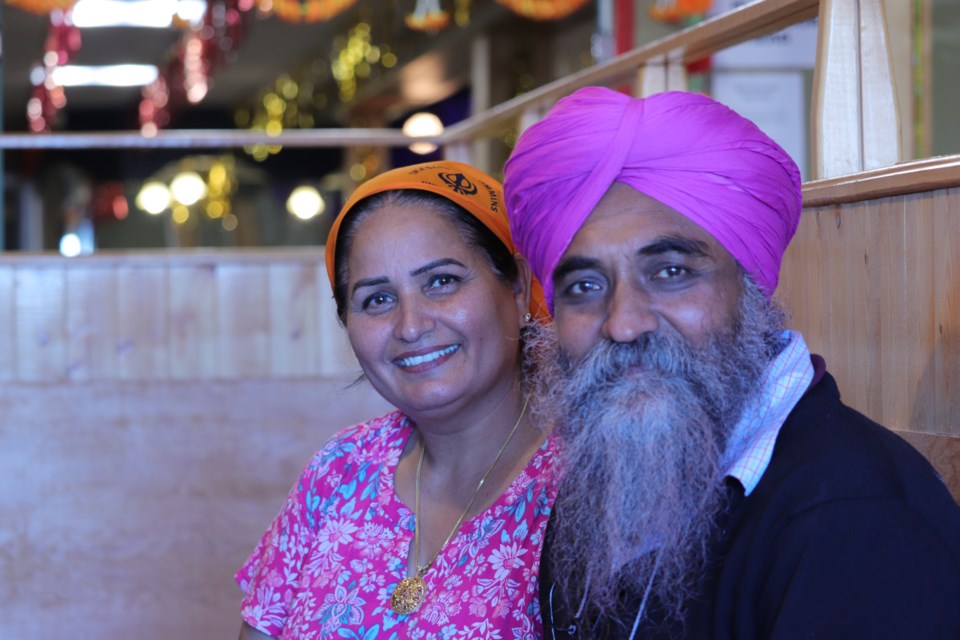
[390,397,530,615]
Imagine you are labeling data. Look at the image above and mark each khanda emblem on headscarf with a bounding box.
[439,172,478,196]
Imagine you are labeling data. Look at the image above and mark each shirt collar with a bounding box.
[723,330,814,496]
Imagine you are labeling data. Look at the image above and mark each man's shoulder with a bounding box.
[772,371,938,490]
[746,370,960,542]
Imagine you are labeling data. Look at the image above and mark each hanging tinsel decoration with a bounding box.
[265,0,357,23]
[26,8,81,132]
[495,0,589,20]
[454,0,471,26]
[4,0,76,14]
[139,0,253,133]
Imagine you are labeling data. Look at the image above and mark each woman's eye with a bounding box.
[426,274,460,290]
[361,292,394,312]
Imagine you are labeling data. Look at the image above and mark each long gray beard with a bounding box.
[546,279,786,630]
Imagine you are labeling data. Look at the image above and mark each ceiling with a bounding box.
[1,1,562,133]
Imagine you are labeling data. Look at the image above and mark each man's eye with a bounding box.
[563,279,602,297]
[652,265,689,280]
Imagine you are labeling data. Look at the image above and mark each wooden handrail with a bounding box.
[0,0,819,152]
[0,128,423,150]
[0,246,324,265]
[440,0,819,143]
[802,154,960,207]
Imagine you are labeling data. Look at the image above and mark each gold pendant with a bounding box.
[390,574,427,614]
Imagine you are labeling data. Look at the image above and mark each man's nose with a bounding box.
[601,284,658,344]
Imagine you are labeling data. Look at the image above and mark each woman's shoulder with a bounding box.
[303,409,412,473]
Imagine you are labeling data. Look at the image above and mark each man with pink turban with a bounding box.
[504,87,960,639]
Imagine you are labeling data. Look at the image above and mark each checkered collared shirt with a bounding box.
[723,330,814,496]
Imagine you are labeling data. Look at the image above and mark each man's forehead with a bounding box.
[565,186,723,257]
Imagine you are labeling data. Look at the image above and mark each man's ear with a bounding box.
[513,253,533,321]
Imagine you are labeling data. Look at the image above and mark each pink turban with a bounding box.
[503,87,802,309]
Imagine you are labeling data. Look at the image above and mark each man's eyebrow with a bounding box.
[410,258,466,277]
[552,256,601,284]
[639,236,709,257]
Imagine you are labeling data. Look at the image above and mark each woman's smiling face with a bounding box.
[344,203,526,422]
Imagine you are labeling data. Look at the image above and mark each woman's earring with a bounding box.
[523,312,532,323]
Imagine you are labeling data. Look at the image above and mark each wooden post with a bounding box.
[666,47,688,91]
[812,0,901,178]
[638,55,667,97]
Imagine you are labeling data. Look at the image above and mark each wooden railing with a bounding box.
[439,0,902,180]
[0,0,903,180]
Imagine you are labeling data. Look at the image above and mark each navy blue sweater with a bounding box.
[541,372,960,639]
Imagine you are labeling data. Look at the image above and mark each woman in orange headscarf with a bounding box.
[236,161,557,640]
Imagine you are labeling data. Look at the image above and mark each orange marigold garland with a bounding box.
[265,0,357,23]
[4,0,76,14]
[406,0,450,31]
[649,0,713,22]
[495,0,589,20]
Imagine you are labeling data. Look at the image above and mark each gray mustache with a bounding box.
[567,333,696,383]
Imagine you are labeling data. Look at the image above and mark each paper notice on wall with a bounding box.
[710,0,818,69]
[711,70,808,180]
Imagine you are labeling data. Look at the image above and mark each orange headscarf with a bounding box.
[325,160,548,320]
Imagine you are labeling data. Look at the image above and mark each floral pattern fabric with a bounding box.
[237,410,560,639]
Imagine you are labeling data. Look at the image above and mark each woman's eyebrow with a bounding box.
[351,276,388,295]
[410,258,467,277]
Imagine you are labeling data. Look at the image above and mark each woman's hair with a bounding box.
[332,189,520,324]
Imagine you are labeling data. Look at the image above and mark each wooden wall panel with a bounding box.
[65,264,118,380]
[217,264,270,378]
[168,263,220,379]
[781,186,959,438]
[316,261,359,376]
[930,187,960,433]
[0,378,393,639]
[269,263,320,377]
[871,198,910,426]
[0,251,359,382]
[903,189,939,432]
[15,266,67,382]
[117,265,170,379]
[0,266,15,382]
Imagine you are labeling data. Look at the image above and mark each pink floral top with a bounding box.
[237,410,560,639]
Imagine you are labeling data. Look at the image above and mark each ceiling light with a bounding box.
[136,180,173,214]
[49,65,159,87]
[59,233,82,258]
[170,172,207,206]
[29,66,46,86]
[72,0,207,28]
[286,186,325,220]
[402,112,443,155]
